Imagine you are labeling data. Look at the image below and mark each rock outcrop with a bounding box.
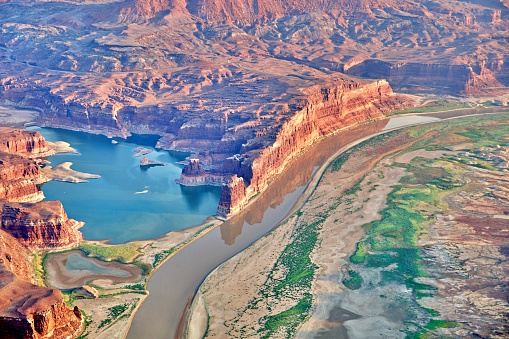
[176,159,226,186]
[139,157,167,167]
[0,229,83,339]
[344,59,509,96]
[0,201,83,250]
[0,153,44,203]
[0,284,83,339]
[217,175,246,217]
[0,130,55,202]
[0,129,52,157]
[217,79,398,216]
[0,130,83,249]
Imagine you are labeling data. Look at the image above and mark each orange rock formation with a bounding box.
[0,130,84,339]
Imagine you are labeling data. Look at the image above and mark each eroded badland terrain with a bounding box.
[1,0,509,216]
[0,0,508,338]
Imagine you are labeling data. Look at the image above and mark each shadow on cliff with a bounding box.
[219,119,390,245]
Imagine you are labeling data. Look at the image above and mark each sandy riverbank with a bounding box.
[186,127,423,338]
[187,111,509,338]
[41,162,101,183]
[42,216,222,339]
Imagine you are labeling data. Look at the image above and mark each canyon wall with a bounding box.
[217,79,400,216]
[0,201,83,250]
[0,130,52,157]
[0,229,83,339]
[0,129,84,339]
[344,59,509,96]
[0,130,83,249]
[0,279,83,339]
[0,131,53,203]
[0,154,44,203]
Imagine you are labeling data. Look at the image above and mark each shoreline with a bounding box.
[181,107,509,338]
[25,105,509,338]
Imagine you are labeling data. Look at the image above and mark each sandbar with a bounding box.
[42,162,101,183]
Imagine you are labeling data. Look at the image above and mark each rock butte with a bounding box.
[0,129,83,339]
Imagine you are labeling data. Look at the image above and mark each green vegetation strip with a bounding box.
[257,219,321,339]
[79,243,143,263]
[98,301,137,329]
[347,114,509,337]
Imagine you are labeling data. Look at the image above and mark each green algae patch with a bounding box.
[79,242,144,263]
[241,217,323,338]
[342,269,364,290]
[260,293,313,339]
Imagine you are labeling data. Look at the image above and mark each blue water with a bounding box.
[30,127,221,244]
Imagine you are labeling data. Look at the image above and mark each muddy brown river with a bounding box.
[126,108,509,339]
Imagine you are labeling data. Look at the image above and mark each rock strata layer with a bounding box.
[0,229,83,339]
[0,0,507,216]
[0,201,83,250]
[0,129,84,339]
[217,79,399,216]
[176,158,226,186]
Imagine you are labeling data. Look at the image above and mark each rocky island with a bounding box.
[139,156,167,167]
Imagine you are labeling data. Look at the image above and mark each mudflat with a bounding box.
[190,113,509,338]
[46,250,143,289]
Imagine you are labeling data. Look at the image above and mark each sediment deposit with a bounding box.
[191,114,509,338]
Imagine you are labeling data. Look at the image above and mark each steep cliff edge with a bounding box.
[0,129,54,202]
[0,153,44,203]
[218,79,400,216]
[0,129,52,157]
[0,201,83,250]
[0,229,83,339]
[0,129,83,250]
[0,129,84,338]
[176,158,226,186]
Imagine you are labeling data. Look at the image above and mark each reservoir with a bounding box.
[31,127,221,244]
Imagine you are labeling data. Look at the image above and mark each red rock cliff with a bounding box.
[0,130,83,249]
[0,229,83,339]
[177,158,227,186]
[0,129,52,157]
[0,153,44,203]
[217,79,400,216]
[0,201,83,250]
